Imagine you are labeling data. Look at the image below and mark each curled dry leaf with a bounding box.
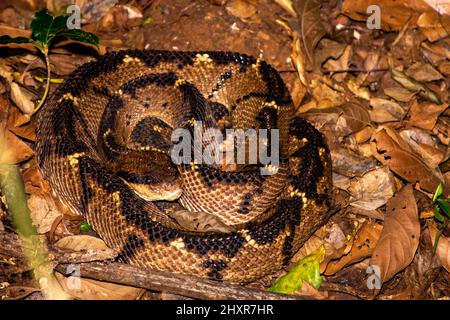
[439,61,450,76]
[293,223,349,273]
[2,129,33,164]
[324,222,383,276]
[399,128,446,168]
[346,77,371,100]
[417,11,449,42]
[331,147,378,178]
[293,0,328,69]
[291,35,308,89]
[315,38,346,68]
[406,62,443,82]
[371,128,442,193]
[294,281,328,299]
[304,102,370,135]
[407,100,448,131]
[10,82,35,114]
[6,105,34,141]
[273,0,297,16]
[428,221,450,273]
[323,45,352,82]
[391,68,441,104]
[55,235,112,252]
[369,185,420,284]
[346,166,396,211]
[342,0,431,31]
[308,77,345,109]
[55,272,145,300]
[369,98,405,123]
[28,193,63,234]
[384,87,417,102]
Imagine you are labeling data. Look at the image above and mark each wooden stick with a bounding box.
[0,232,306,300]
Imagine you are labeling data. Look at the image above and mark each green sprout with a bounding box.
[432,183,450,253]
[0,8,98,115]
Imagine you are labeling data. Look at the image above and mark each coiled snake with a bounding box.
[36,50,332,283]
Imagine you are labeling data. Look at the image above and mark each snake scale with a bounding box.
[35,50,332,283]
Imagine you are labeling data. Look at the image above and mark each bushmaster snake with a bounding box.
[36,50,332,283]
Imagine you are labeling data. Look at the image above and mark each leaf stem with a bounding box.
[31,45,51,116]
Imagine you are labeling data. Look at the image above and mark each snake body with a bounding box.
[36,50,332,283]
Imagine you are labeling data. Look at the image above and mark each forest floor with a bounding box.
[0,0,449,300]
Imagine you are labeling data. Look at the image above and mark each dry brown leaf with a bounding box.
[384,87,417,102]
[342,0,433,31]
[400,128,446,168]
[226,0,259,23]
[324,222,383,275]
[346,77,371,100]
[28,193,63,234]
[55,272,145,300]
[315,38,346,67]
[369,98,405,123]
[2,129,33,164]
[439,61,450,76]
[371,128,442,193]
[354,126,374,144]
[10,82,35,114]
[23,162,46,194]
[273,0,297,16]
[346,166,396,211]
[323,45,352,82]
[6,105,34,141]
[407,100,448,131]
[55,235,111,252]
[428,221,450,273]
[391,68,441,104]
[423,0,450,14]
[417,11,449,42]
[308,77,345,108]
[294,223,349,272]
[369,185,420,284]
[406,62,443,82]
[294,281,328,299]
[304,102,370,135]
[331,147,378,178]
[294,0,329,69]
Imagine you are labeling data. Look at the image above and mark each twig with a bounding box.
[0,231,307,300]
[31,47,51,116]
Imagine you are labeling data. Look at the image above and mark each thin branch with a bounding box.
[31,46,51,116]
[0,232,307,300]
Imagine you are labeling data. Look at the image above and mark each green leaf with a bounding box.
[433,229,441,254]
[56,29,99,47]
[0,35,31,44]
[434,206,444,222]
[80,221,92,232]
[142,16,154,26]
[437,199,450,217]
[433,183,443,202]
[268,246,324,295]
[31,8,69,50]
[34,76,64,83]
[30,9,99,50]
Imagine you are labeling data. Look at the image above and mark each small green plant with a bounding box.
[432,183,450,252]
[80,221,92,233]
[0,8,98,115]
